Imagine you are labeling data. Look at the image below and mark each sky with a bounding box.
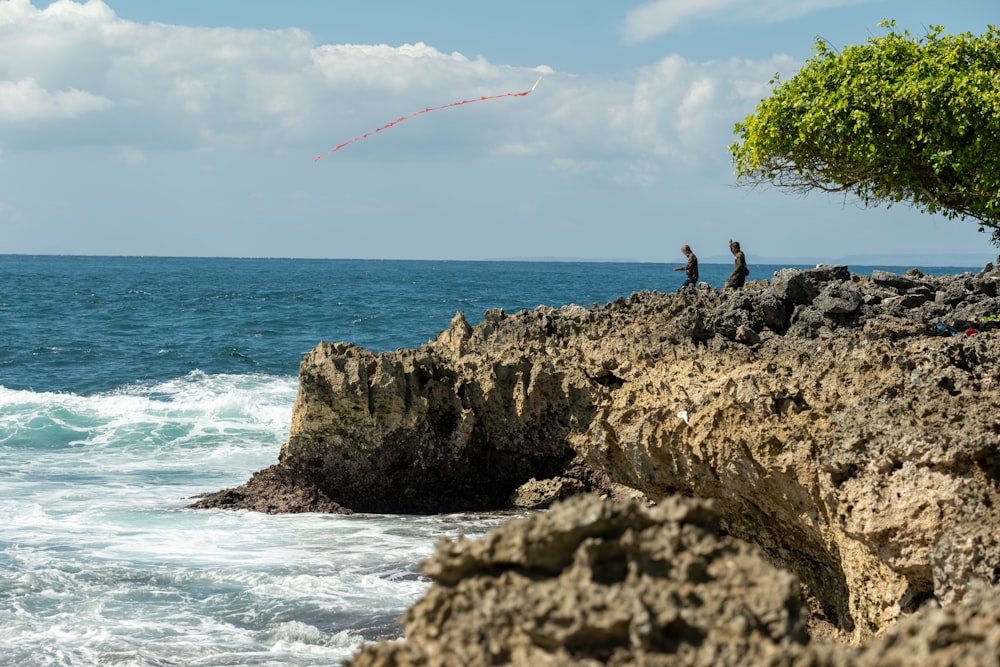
[1,0,997,264]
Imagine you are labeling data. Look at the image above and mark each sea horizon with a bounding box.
[3,251,996,269]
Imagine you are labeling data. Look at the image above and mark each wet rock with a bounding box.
[189,464,352,514]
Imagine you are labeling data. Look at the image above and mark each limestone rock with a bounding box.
[349,495,809,667]
[193,264,1000,643]
[814,581,1000,666]
[815,282,863,314]
[348,496,1000,667]
[768,265,851,305]
[188,464,352,514]
[508,476,587,510]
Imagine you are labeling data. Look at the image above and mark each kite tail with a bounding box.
[314,77,542,161]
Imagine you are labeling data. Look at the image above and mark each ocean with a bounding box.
[0,255,983,666]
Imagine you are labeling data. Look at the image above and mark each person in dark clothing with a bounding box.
[673,245,699,290]
[724,239,749,289]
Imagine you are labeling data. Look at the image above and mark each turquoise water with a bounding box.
[0,255,982,665]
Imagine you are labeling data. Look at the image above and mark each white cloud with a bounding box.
[0,1,561,155]
[0,0,803,188]
[624,0,733,43]
[605,53,797,173]
[0,0,115,23]
[0,1,322,150]
[624,0,875,43]
[0,77,112,121]
[310,42,477,89]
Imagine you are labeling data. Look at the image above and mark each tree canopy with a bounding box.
[730,21,1000,245]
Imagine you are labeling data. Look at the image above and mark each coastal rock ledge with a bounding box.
[192,263,1000,648]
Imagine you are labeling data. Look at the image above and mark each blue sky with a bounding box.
[1,0,997,263]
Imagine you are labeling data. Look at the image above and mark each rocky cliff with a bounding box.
[192,262,1000,650]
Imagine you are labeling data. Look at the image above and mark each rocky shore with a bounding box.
[192,261,1000,662]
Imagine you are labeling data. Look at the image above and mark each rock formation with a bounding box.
[350,494,810,667]
[348,494,1000,666]
[192,262,1000,647]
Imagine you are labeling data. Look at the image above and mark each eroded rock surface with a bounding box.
[350,494,808,667]
[193,263,1000,641]
[349,495,1000,667]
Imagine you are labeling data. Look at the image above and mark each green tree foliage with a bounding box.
[730,21,1000,245]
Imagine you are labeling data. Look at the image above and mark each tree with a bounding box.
[729,21,1000,245]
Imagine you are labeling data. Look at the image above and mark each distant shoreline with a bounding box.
[2,252,996,269]
[490,253,997,267]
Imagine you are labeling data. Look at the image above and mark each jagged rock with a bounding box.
[787,303,833,338]
[734,324,761,345]
[768,265,851,305]
[815,581,1000,666]
[815,282,863,315]
[193,264,1000,644]
[711,290,789,342]
[349,495,810,667]
[508,476,587,510]
[871,269,926,291]
[188,464,352,514]
[348,496,1000,667]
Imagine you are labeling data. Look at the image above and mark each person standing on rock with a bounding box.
[673,245,699,290]
[725,240,749,289]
